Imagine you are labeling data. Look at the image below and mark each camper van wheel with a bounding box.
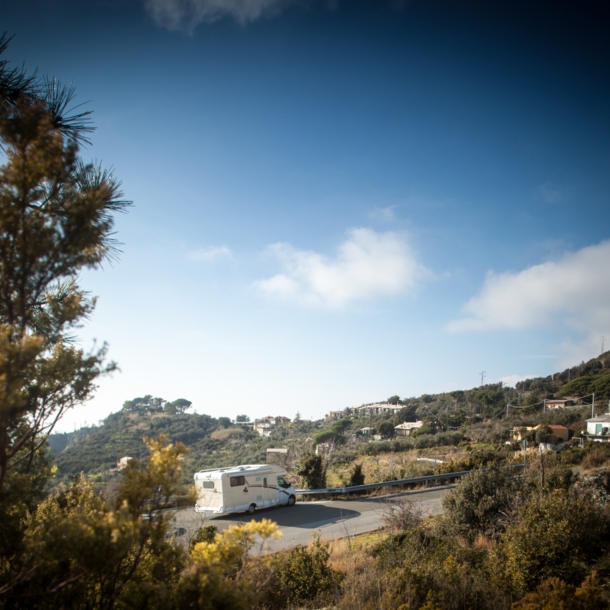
[287,495,296,507]
[247,503,256,515]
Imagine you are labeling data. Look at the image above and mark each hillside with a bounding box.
[49,398,320,491]
[515,351,610,402]
[48,352,610,490]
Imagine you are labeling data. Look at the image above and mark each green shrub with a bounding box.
[276,536,342,605]
[440,467,525,543]
[496,490,610,592]
[297,453,326,489]
[189,525,218,552]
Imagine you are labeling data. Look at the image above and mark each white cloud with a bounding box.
[495,374,536,388]
[143,0,309,32]
[188,246,232,262]
[447,240,610,335]
[255,228,428,308]
[554,335,607,371]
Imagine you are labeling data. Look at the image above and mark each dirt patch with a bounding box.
[211,428,243,441]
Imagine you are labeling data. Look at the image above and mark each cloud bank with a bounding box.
[143,0,310,32]
[188,246,232,262]
[256,228,427,308]
[448,240,610,334]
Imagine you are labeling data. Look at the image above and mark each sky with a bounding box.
[2,0,609,430]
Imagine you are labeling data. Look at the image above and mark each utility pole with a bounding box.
[602,336,606,355]
[480,371,486,386]
[592,393,595,419]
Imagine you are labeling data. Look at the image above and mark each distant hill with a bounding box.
[48,398,318,485]
[48,426,96,455]
[515,351,610,402]
[51,409,217,476]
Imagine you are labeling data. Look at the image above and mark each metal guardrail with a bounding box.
[295,464,526,496]
[295,470,472,496]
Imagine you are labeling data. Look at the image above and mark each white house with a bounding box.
[586,413,610,439]
[254,422,273,437]
[545,399,568,409]
[117,456,133,470]
[395,421,424,437]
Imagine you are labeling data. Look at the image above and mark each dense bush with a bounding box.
[297,453,326,489]
[511,575,607,610]
[439,467,525,543]
[494,489,610,593]
[275,537,342,606]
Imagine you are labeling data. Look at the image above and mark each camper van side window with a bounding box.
[230,476,246,487]
[202,481,214,489]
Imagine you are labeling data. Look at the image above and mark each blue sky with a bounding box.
[3,0,610,429]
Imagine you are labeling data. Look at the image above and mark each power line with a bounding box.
[506,393,597,413]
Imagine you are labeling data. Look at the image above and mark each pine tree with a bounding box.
[0,38,130,584]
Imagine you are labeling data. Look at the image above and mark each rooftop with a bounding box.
[396,421,424,430]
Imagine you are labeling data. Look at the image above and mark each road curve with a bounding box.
[172,485,454,551]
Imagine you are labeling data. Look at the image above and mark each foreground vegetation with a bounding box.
[10,425,610,609]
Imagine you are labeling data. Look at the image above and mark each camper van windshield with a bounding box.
[277,476,290,489]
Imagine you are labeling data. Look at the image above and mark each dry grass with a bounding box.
[125,412,171,431]
[472,534,494,551]
[323,530,384,573]
[327,447,465,488]
[211,427,243,441]
[582,449,610,471]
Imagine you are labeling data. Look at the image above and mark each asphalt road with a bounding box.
[172,485,454,551]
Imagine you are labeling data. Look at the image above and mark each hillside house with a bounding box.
[543,424,569,441]
[117,456,133,471]
[253,415,291,437]
[254,422,273,437]
[266,447,288,455]
[586,413,610,440]
[356,403,403,416]
[545,399,568,409]
[511,426,534,442]
[511,424,569,442]
[395,421,424,437]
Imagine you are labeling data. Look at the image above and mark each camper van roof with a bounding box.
[195,464,275,476]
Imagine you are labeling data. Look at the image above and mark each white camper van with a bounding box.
[194,464,297,515]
